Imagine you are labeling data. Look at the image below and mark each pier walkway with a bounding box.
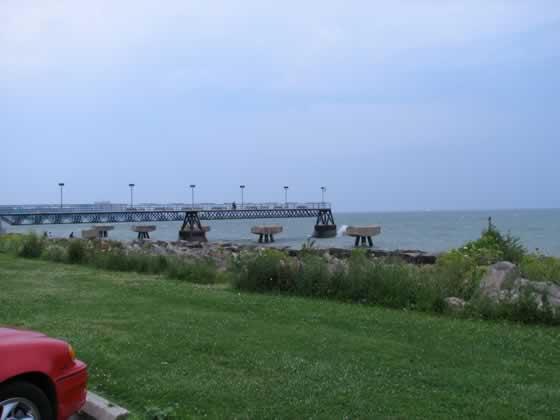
[0,202,337,239]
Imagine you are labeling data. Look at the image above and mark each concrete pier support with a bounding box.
[132,225,156,240]
[93,225,114,239]
[313,224,337,238]
[81,225,114,240]
[179,226,210,242]
[312,208,337,238]
[251,225,283,243]
[179,210,210,242]
[345,226,381,247]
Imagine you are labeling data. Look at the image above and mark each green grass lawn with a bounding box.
[1,254,560,419]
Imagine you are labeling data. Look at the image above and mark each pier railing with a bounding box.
[0,203,334,226]
[0,202,330,214]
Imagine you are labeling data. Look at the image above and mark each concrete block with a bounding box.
[251,225,283,235]
[81,391,128,420]
[179,225,210,241]
[345,226,381,237]
[131,225,156,233]
[92,225,115,232]
[313,224,337,238]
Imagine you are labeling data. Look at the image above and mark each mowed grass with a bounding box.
[1,254,560,419]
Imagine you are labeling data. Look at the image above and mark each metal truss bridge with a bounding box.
[0,203,335,227]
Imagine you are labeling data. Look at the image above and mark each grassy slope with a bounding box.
[1,254,559,419]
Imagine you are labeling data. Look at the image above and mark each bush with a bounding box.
[434,220,527,303]
[435,251,486,300]
[468,287,558,325]
[232,249,296,292]
[166,258,218,284]
[456,220,526,265]
[295,254,331,296]
[41,244,67,263]
[520,253,560,284]
[0,234,24,254]
[361,260,417,308]
[232,248,447,312]
[67,240,87,264]
[90,250,132,271]
[18,233,45,259]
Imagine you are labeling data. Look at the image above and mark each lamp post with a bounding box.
[189,184,196,209]
[284,186,289,207]
[128,183,135,208]
[58,183,65,209]
[321,186,326,207]
[240,185,245,209]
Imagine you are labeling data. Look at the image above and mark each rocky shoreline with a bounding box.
[118,239,439,269]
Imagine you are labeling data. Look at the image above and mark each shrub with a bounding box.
[67,240,87,264]
[141,255,169,274]
[232,249,296,292]
[295,254,331,296]
[41,244,67,263]
[520,253,560,284]
[91,250,130,271]
[0,234,24,254]
[299,238,317,257]
[166,258,217,284]
[18,233,45,259]
[232,247,448,312]
[468,287,559,325]
[435,251,486,300]
[434,220,527,302]
[361,260,417,309]
[457,220,526,265]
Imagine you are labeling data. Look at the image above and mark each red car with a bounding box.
[0,327,88,420]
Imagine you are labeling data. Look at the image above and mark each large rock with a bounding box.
[479,261,518,299]
[513,278,560,309]
[479,262,560,311]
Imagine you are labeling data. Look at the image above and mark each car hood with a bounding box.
[0,326,47,343]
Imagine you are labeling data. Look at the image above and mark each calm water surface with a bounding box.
[5,209,560,255]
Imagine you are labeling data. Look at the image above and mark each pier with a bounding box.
[345,226,381,247]
[251,225,283,243]
[0,203,337,241]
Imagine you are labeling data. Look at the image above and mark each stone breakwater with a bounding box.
[118,239,438,269]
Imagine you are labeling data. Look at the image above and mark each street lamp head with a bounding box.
[190,184,196,188]
[240,185,245,189]
[58,183,64,187]
[129,183,135,187]
[284,186,289,190]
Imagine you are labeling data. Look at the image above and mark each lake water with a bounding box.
[4,209,560,255]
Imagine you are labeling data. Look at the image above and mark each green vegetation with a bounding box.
[1,254,560,419]
[232,249,448,309]
[434,219,526,283]
[2,226,560,325]
[0,233,223,285]
[459,219,526,265]
[438,222,560,284]
[520,252,560,283]
[231,247,560,325]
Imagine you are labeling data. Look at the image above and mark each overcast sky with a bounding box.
[1,1,559,211]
